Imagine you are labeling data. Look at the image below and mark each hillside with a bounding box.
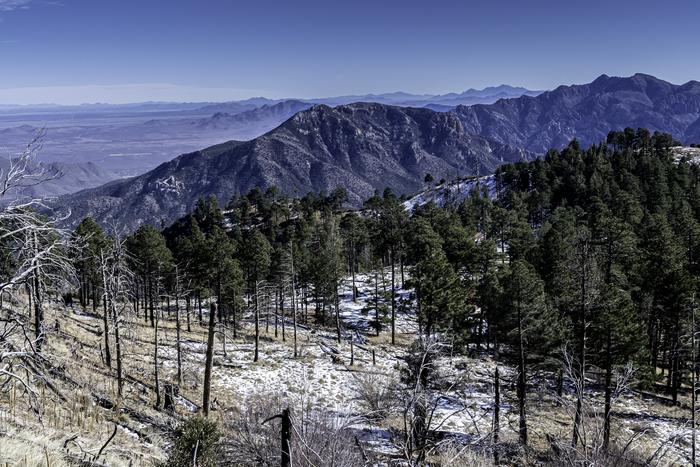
[189,100,312,136]
[56,103,530,230]
[455,73,700,152]
[0,156,116,201]
[0,100,313,177]
[3,133,698,466]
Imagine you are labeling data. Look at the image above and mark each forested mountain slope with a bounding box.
[3,127,700,465]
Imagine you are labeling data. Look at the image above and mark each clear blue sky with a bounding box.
[0,0,698,104]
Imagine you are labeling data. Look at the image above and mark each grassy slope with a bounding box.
[0,274,694,465]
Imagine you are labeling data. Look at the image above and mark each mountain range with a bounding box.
[56,103,529,229]
[0,85,540,115]
[50,73,700,230]
[0,85,538,187]
[454,73,700,152]
[307,85,542,107]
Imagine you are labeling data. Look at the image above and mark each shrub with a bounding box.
[165,416,220,467]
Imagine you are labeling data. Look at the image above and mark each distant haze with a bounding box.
[0,84,265,106]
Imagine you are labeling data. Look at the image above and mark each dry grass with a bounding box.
[1,298,697,466]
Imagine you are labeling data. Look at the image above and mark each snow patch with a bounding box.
[153,175,185,195]
[403,175,497,211]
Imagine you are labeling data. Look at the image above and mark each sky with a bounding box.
[0,0,698,104]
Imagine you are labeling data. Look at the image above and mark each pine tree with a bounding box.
[365,189,408,345]
[502,260,562,446]
[74,218,112,364]
[243,230,272,362]
[407,218,464,339]
[126,225,173,327]
[74,217,110,312]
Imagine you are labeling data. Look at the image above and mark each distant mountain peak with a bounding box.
[455,73,700,153]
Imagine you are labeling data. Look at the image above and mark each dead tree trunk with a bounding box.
[114,315,123,397]
[100,251,112,368]
[263,408,292,467]
[186,295,191,332]
[175,291,182,385]
[281,408,291,467]
[232,289,237,339]
[375,269,380,337]
[351,242,357,302]
[281,289,286,342]
[572,308,587,447]
[391,250,396,345]
[692,299,697,466]
[290,241,298,358]
[254,281,260,362]
[603,328,613,451]
[572,237,591,449]
[102,295,111,368]
[33,273,44,350]
[516,295,528,446]
[493,366,500,463]
[154,304,161,410]
[265,286,270,334]
[203,302,217,417]
[143,277,148,323]
[148,275,155,327]
[335,280,341,344]
[274,289,279,338]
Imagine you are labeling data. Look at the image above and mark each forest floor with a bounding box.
[0,274,697,465]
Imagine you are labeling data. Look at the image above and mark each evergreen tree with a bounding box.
[502,260,562,446]
[74,217,110,312]
[407,218,465,339]
[243,230,272,362]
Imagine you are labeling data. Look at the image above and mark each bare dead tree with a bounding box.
[289,240,298,359]
[0,133,75,416]
[253,279,270,363]
[98,228,135,398]
[552,346,636,464]
[172,261,192,386]
[570,232,601,449]
[203,302,217,417]
[396,338,477,464]
[276,241,298,358]
[351,370,398,423]
[0,130,60,199]
[99,248,113,368]
[152,266,166,410]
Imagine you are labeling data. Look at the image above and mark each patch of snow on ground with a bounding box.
[403,175,497,211]
[672,146,700,165]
